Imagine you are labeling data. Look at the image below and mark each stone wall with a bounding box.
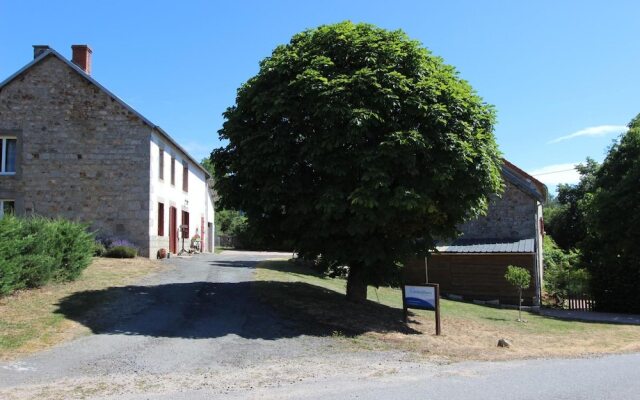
[457,179,537,241]
[0,55,152,255]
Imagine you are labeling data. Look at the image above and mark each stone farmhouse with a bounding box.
[0,45,215,257]
[405,160,547,307]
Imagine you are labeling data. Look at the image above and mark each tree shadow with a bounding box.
[55,280,419,340]
[207,260,256,269]
[255,259,326,279]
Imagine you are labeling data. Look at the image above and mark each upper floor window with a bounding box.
[182,162,188,192]
[0,137,17,175]
[158,148,164,180]
[170,157,176,186]
[0,199,15,218]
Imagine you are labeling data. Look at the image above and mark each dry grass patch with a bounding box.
[0,257,165,360]
[255,260,640,361]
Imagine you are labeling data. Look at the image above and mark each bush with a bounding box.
[104,246,137,258]
[543,235,588,305]
[93,241,106,257]
[0,215,95,296]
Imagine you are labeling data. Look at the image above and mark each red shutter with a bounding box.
[157,203,165,236]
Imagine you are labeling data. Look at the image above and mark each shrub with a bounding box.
[543,235,588,305]
[505,265,531,322]
[0,215,95,296]
[104,246,137,258]
[93,241,106,257]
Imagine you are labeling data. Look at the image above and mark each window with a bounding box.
[0,200,15,218]
[170,157,176,185]
[157,202,165,236]
[0,137,17,175]
[182,162,189,192]
[158,148,164,180]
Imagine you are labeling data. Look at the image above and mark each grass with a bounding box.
[255,260,640,361]
[214,246,234,254]
[0,257,164,360]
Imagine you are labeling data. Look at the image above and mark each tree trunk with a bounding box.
[518,288,522,321]
[346,263,368,302]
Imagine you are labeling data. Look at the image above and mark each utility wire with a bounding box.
[531,168,576,177]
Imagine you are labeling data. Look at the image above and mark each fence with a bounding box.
[215,234,238,248]
[566,291,595,311]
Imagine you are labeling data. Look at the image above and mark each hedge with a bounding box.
[104,245,137,258]
[0,215,95,296]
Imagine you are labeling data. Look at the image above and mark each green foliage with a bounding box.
[215,209,247,236]
[104,246,137,259]
[544,158,599,250]
[505,265,531,290]
[582,114,640,313]
[0,215,94,296]
[212,21,503,300]
[200,157,215,176]
[93,241,106,257]
[543,235,588,302]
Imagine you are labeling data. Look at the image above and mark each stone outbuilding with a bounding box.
[0,45,215,257]
[405,160,547,307]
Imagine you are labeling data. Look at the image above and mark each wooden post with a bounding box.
[401,285,408,323]
[434,284,441,336]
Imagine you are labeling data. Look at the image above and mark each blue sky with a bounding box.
[2,0,639,193]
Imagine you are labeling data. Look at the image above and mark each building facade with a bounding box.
[405,160,546,307]
[0,45,214,257]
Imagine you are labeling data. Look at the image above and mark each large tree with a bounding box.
[212,22,502,301]
[582,114,640,312]
[544,158,599,250]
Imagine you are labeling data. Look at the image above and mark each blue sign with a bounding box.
[404,285,436,310]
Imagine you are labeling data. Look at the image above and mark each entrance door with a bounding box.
[169,206,177,253]
[181,211,190,251]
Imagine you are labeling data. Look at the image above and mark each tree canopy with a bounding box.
[582,114,640,312]
[544,158,599,250]
[212,21,502,301]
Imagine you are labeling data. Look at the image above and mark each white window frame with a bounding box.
[0,199,15,218]
[0,136,17,175]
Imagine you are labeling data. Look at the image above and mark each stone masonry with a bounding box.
[457,178,537,241]
[0,55,152,255]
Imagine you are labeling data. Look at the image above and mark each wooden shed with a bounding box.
[405,160,547,307]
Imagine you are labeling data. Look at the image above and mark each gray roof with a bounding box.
[0,48,210,178]
[436,238,535,253]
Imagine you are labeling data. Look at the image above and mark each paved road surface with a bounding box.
[1,251,639,399]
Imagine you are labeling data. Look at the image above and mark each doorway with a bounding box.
[169,206,177,253]
[207,222,213,252]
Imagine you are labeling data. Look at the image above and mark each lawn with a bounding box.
[255,260,640,361]
[0,257,165,360]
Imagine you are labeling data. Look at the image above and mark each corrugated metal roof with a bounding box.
[436,238,535,253]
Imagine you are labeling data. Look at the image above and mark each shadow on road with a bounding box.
[55,280,417,340]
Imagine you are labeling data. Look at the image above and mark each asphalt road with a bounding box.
[1,251,639,399]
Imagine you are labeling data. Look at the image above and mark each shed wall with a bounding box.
[405,254,537,306]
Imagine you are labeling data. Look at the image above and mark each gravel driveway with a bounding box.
[1,250,639,399]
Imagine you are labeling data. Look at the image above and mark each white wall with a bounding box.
[148,132,214,257]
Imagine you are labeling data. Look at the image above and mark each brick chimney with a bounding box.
[71,45,92,74]
[33,45,50,59]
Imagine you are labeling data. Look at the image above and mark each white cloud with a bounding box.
[548,125,628,144]
[528,163,581,186]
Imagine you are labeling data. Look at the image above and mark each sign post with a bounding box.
[402,283,441,335]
